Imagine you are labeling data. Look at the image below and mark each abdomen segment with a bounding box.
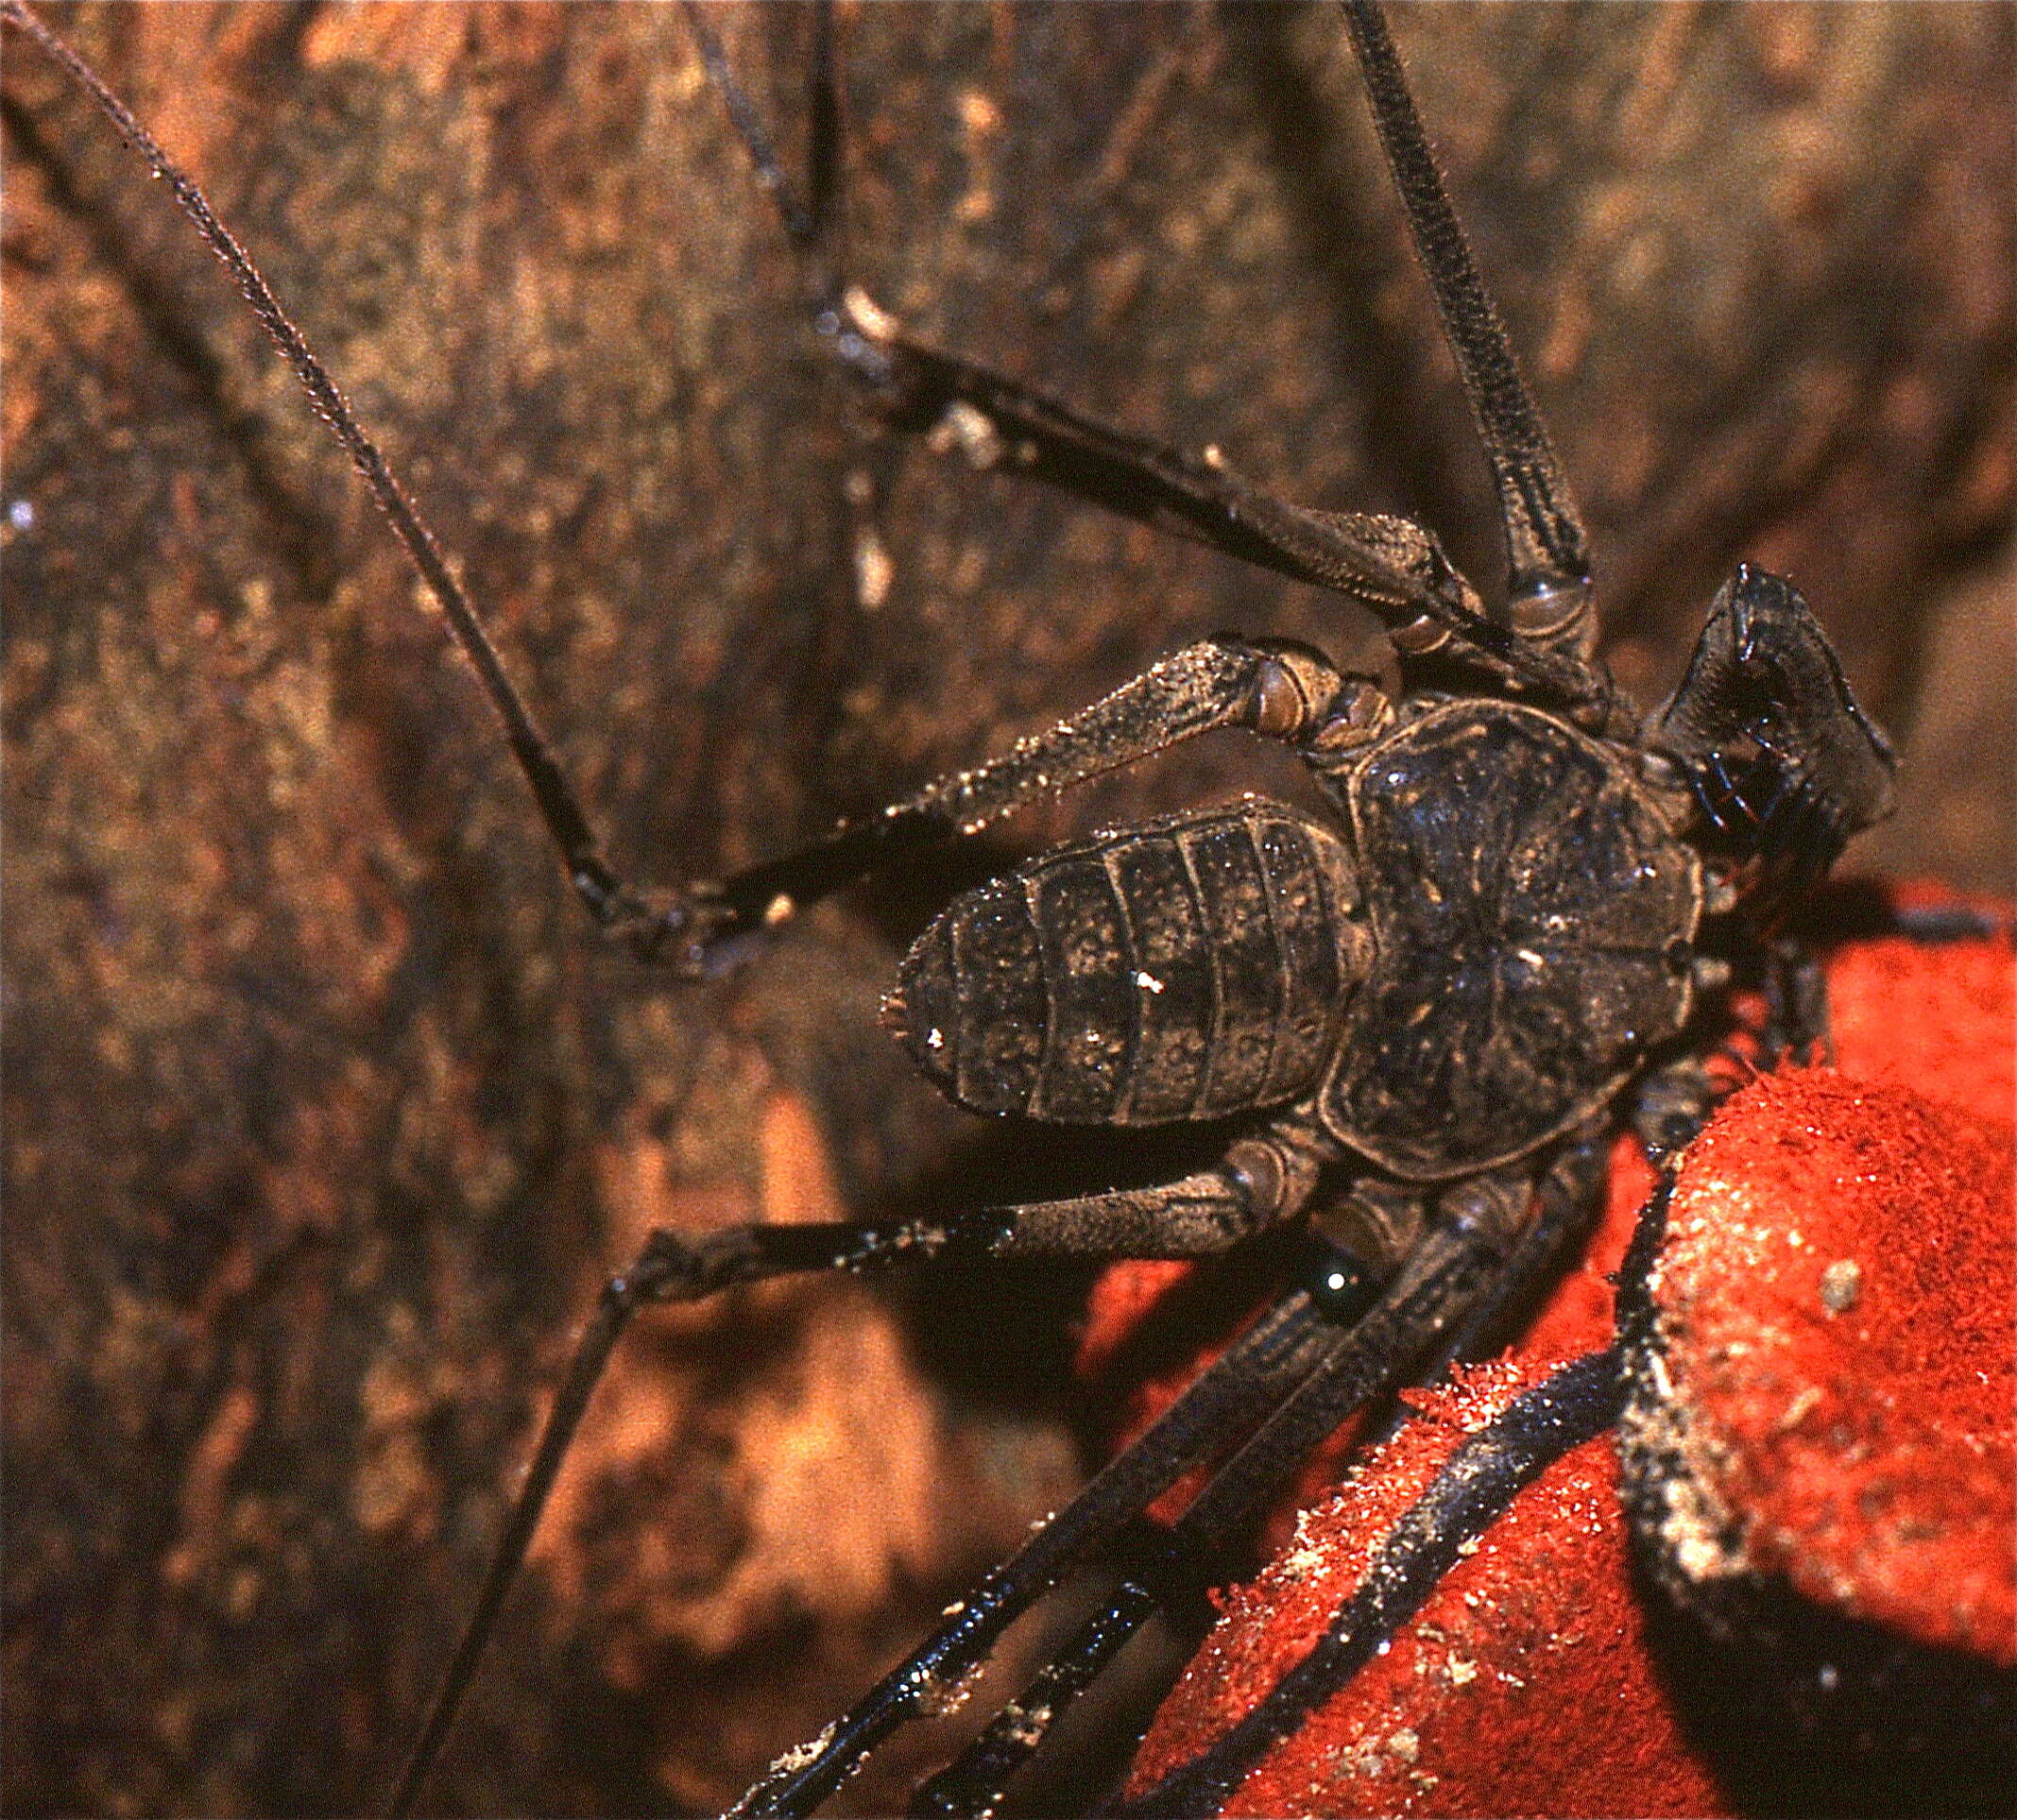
[885,804,1363,1124]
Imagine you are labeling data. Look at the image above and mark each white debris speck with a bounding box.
[763,893,795,927]
[1277,1542,1326,1577]
[1002,1701,1052,1747]
[903,1659,983,1719]
[1674,1529,1726,1580]
[843,284,899,340]
[930,399,1005,469]
[925,1028,946,1052]
[765,1720,839,1777]
[1515,948,1546,967]
[854,529,893,609]
[7,499,33,531]
[1778,1385,1822,1432]
[1446,1653,1478,1687]
[1456,1535,1481,1556]
[957,88,1001,133]
[1820,1258,1862,1313]
[1134,970,1165,994]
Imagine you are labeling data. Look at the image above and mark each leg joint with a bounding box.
[1310,1178,1427,1273]
[1434,1168,1536,1256]
[1245,641,1395,757]
[1222,1129,1323,1227]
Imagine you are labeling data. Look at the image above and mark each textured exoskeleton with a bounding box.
[892,696,1704,1183]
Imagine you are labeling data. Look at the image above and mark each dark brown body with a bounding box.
[893,701,1702,1182]
[889,803,1363,1123]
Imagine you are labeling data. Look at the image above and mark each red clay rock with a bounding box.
[1093,885,2013,1815]
[1631,1070,2014,1663]
[1127,1360,1726,1818]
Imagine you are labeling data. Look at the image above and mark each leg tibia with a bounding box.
[613,639,1354,978]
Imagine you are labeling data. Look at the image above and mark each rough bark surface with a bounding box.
[3,4,2009,1815]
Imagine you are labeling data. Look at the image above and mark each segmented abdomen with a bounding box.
[884,804,1363,1124]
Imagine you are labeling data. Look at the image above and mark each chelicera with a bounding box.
[3,3,1910,1815]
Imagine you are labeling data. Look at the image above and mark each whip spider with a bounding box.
[3,4,2007,1813]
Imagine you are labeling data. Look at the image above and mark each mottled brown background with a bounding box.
[3,4,2009,1815]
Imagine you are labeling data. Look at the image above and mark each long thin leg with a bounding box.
[911,1573,1161,1820]
[682,2,1602,716]
[912,1136,1606,1816]
[1371,1081,1703,1460]
[1112,1345,1627,1820]
[910,1216,1490,1820]
[385,1107,1340,1816]
[731,1197,1534,1820]
[803,0,841,262]
[1760,935,1832,1069]
[0,9,1355,987]
[651,637,1371,971]
[0,3,636,929]
[1339,0,1597,654]
[1400,1128,1611,1385]
[725,1255,1388,1820]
